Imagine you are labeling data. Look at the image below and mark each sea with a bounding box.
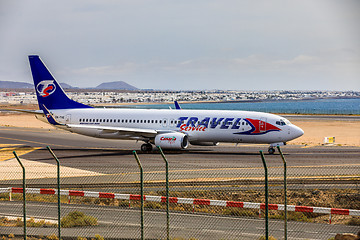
[128,98,360,115]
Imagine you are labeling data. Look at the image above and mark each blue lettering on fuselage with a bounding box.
[199,117,210,128]
[186,117,199,127]
[220,118,234,129]
[176,117,188,127]
[210,118,224,128]
[231,118,241,129]
[178,117,246,129]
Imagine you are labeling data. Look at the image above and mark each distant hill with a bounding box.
[0,80,33,89]
[96,81,138,90]
[0,80,137,91]
[59,82,76,89]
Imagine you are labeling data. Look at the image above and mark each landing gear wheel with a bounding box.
[268,147,275,155]
[141,143,153,152]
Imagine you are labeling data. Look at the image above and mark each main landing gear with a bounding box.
[268,147,275,155]
[141,143,153,152]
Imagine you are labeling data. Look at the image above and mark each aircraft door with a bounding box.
[65,114,71,124]
[259,118,266,133]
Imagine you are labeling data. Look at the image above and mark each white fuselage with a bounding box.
[38,108,304,145]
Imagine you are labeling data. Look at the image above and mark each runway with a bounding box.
[0,126,359,189]
[0,201,358,240]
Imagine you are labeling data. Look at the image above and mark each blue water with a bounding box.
[129,98,360,115]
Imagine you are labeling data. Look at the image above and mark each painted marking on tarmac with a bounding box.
[0,144,23,147]
[0,135,127,150]
[0,146,42,161]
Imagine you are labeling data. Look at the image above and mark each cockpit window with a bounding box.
[276,119,287,126]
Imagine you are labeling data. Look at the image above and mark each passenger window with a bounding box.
[155,120,158,123]
[151,120,154,123]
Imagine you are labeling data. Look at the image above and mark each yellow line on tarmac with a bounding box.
[0,147,42,161]
[0,135,127,150]
[0,144,23,147]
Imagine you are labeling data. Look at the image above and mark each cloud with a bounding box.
[0,0,359,90]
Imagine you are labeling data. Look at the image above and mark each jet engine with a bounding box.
[154,132,189,149]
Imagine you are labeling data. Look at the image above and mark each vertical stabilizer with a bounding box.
[29,55,92,110]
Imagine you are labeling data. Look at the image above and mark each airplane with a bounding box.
[26,55,303,154]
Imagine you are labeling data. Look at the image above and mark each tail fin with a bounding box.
[29,55,92,110]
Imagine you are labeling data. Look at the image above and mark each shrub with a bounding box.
[258,236,277,240]
[347,217,360,226]
[92,234,104,240]
[61,211,98,228]
[46,234,59,240]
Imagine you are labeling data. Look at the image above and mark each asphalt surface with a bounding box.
[0,201,359,240]
[0,126,359,239]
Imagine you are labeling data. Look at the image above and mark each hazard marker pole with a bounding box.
[133,151,144,240]
[277,146,287,240]
[158,146,170,240]
[260,151,269,240]
[13,151,26,240]
[47,146,61,240]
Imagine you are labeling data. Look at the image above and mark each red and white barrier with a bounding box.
[1,187,359,217]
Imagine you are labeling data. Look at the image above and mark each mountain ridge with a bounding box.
[0,80,138,90]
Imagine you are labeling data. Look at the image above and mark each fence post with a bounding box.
[277,146,287,240]
[9,187,12,201]
[259,151,269,240]
[157,146,170,240]
[13,151,26,240]
[47,146,61,240]
[133,151,144,240]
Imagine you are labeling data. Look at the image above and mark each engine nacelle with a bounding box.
[154,132,189,149]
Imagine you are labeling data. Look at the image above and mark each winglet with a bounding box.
[42,105,64,126]
[174,101,182,110]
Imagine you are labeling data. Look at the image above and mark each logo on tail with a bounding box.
[36,80,56,97]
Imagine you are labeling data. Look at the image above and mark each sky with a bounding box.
[0,0,359,91]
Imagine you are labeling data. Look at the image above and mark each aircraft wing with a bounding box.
[41,105,163,139]
[67,124,159,138]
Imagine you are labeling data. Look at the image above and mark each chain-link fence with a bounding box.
[0,146,359,240]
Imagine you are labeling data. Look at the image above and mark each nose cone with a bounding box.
[292,125,304,139]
